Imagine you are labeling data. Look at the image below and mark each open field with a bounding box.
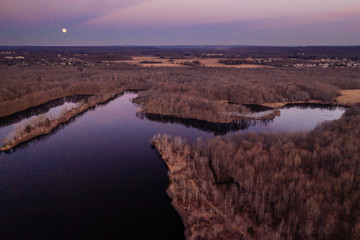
[337,89,360,105]
[197,58,274,68]
[264,89,360,108]
[111,56,186,67]
[110,56,273,68]
[262,100,321,108]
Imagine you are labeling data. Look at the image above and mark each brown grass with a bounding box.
[199,58,274,68]
[110,56,186,67]
[109,57,273,68]
[336,89,360,105]
[263,100,320,108]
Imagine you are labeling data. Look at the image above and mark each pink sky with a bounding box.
[1,0,360,45]
[85,0,360,27]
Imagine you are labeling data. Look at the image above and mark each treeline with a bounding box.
[133,67,360,122]
[180,60,201,66]
[218,59,243,65]
[0,64,152,117]
[139,61,162,64]
[1,63,360,119]
[3,46,360,59]
[134,90,249,122]
[1,90,125,151]
[153,104,360,240]
[223,46,360,58]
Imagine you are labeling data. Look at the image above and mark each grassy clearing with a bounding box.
[337,89,360,105]
[110,56,272,68]
[262,100,320,108]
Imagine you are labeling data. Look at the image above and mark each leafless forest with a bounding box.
[154,103,360,240]
[1,46,360,239]
[133,67,360,121]
[2,62,360,121]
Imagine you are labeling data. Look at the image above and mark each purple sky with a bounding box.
[1,0,359,46]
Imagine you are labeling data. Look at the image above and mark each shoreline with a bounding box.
[137,100,349,125]
[2,88,353,121]
[1,92,353,152]
[136,109,280,124]
[151,103,360,239]
[0,92,98,118]
[0,95,92,127]
[153,138,250,240]
[263,100,350,109]
[0,88,141,152]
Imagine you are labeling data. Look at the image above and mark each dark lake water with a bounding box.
[0,92,346,239]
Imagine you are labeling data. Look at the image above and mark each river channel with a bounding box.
[0,92,346,239]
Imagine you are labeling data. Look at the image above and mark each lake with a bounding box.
[0,92,346,239]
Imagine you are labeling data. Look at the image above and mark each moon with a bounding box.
[62,28,67,33]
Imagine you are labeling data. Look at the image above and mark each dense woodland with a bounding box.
[1,61,360,120]
[154,103,360,240]
[0,64,149,117]
[134,90,250,122]
[133,67,360,121]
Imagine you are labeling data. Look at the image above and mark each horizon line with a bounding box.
[1,44,360,48]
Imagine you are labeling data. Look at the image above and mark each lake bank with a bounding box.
[0,92,187,239]
[0,92,349,239]
[0,88,142,151]
[1,95,347,151]
[153,137,250,240]
[152,104,360,239]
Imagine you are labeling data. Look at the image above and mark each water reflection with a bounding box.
[1,106,95,154]
[0,93,348,152]
[283,103,347,110]
[243,103,273,112]
[1,92,131,154]
[0,95,93,143]
[0,95,90,128]
[264,104,347,133]
[137,112,273,136]
[137,103,347,135]
[0,92,186,240]
[0,92,348,240]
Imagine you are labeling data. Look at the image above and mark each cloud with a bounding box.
[84,0,360,27]
[2,0,359,29]
[0,0,147,25]
[1,0,360,46]
[249,9,360,30]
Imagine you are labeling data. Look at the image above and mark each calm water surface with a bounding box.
[0,95,87,142]
[0,92,346,239]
